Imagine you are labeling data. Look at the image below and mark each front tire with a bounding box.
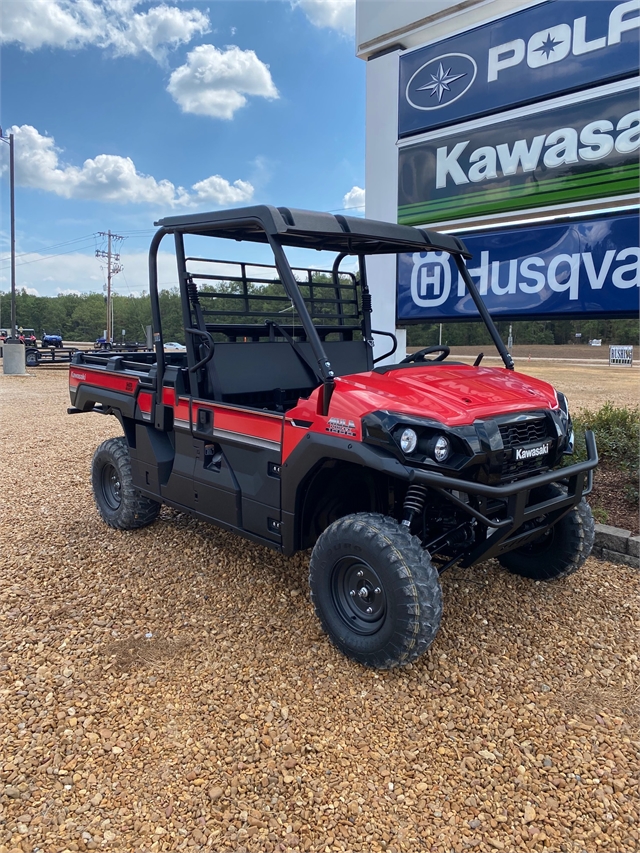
[309,513,442,669]
[91,437,160,530]
[26,349,41,367]
[498,484,595,580]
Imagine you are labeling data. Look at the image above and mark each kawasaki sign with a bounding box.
[399,0,640,137]
[398,84,639,227]
[396,211,639,322]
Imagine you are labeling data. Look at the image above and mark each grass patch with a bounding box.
[573,402,640,468]
[572,402,640,505]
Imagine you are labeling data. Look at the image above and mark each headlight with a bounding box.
[399,428,418,454]
[432,435,451,462]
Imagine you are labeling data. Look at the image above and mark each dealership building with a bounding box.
[355,0,639,358]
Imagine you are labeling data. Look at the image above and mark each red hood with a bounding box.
[329,364,558,426]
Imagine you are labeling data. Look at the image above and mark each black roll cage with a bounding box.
[147,206,514,425]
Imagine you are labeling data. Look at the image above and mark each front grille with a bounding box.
[501,453,548,479]
[497,414,554,480]
[499,417,548,449]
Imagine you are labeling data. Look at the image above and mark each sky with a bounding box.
[0,0,366,298]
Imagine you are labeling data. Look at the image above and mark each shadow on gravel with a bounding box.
[103,637,192,674]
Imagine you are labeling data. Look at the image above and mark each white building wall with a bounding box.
[357,0,545,58]
[364,50,404,362]
[359,0,545,360]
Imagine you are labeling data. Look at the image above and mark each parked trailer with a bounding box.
[26,346,80,367]
[25,343,152,367]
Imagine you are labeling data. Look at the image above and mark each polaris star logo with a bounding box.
[406,53,477,111]
[515,442,551,461]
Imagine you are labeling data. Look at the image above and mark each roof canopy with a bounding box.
[155,205,471,258]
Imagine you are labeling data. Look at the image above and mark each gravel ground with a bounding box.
[1,369,639,853]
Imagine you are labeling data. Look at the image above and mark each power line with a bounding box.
[0,240,98,270]
[0,233,97,263]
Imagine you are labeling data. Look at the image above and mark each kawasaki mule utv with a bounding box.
[68,206,598,668]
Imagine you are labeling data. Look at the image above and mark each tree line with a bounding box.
[1,287,637,347]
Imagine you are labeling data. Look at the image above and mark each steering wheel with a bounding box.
[400,345,450,364]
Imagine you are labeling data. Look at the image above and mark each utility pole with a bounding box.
[96,231,124,342]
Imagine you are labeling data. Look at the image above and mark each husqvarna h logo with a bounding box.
[410,252,452,307]
[406,53,477,111]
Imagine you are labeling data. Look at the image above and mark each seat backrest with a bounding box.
[206,339,370,402]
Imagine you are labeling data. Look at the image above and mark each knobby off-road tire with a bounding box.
[91,437,160,530]
[498,484,595,581]
[309,513,442,669]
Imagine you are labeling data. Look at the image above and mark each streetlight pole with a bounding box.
[1,129,24,373]
[0,130,16,337]
[9,133,15,339]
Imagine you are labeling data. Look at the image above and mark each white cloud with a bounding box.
[5,125,255,208]
[167,44,279,119]
[291,0,355,34]
[0,250,178,297]
[0,0,210,62]
[21,287,41,297]
[191,175,254,205]
[56,288,82,296]
[343,185,365,210]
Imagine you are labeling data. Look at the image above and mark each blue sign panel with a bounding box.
[399,0,640,137]
[397,212,640,322]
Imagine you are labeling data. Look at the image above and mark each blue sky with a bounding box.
[0,0,364,296]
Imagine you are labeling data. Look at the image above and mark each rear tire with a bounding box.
[309,513,442,669]
[91,437,160,530]
[498,484,595,580]
[26,349,41,367]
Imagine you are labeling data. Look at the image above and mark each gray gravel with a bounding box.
[1,369,638,853]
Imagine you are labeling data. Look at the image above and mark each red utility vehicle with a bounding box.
[69,207,598,668]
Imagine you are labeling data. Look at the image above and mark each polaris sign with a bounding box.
[399,0,640,137]
[398,84,639,227]
[397,212,639,322]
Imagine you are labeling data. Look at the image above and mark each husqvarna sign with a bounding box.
[399,0,640,137]
[397,212,639,321]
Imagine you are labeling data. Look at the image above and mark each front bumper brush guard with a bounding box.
[407,430,598,569]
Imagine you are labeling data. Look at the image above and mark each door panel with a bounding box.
[192,441,241,527]
[190,400,283,540]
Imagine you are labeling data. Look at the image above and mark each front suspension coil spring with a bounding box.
[401,484,429,528]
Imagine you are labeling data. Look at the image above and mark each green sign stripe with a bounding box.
[398,162,639,211]
[399,183,637,224]
[398,174,639,224]
[398,163,640,216]
[398,169,639,223]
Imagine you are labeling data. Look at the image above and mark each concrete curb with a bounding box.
[593,523,640,569]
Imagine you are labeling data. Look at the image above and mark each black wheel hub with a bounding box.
[101,463,122,511]
[330,557,387,635]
